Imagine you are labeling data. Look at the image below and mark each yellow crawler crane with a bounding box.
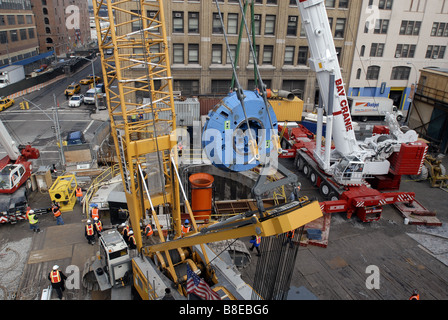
[92,0,323,300]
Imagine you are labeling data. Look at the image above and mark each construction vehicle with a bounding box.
[278,0,428,222]
[91,0,322,300]
[410,154,448,188]
[0,119,40,224]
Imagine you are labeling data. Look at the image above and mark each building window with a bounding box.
[211,79,231,94]
[284,46,295,65]
[360,45,365,57]
[26,15,33,24]
[10,30,18,42]
[266,0,277,4]
[42,8,48,15]
[265,15,276,35]
[431,22,448,37]
[188,12,199,33]
[262,45,274,65]
[395,44,416,58]
[188,44,199,63]
[248,45,260,64]
[17,15,24,25]
[0,31,7,44]
[391,66,411,80]
[370,43,385,57]
[298,46,308,65]
[366,66,380,80]
[374,19,389,34]
[173,12,184,33]
[44,17,49,24]
[399,21,421,36]
[212,44,222,64]
[287,16,298,36]
[212,13,223,34]
[253,14,261,35]
[226,44,237,65]
[356,68,362,80]
[325,0,336,8]
[227,13,238,35]
[7,15,15,25]
[28,28,35,39]
[173,44,184,64]
[334,18,346,38]
[45,27,51,34]
[328,17,333,31]
[425,45,446,59]
[378,0,393,9]
[339,0,349,9]
[174,80,199,95]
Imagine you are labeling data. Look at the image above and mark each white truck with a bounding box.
[0,65,25,88]
[83,88,97,105]
[348,96,403,122]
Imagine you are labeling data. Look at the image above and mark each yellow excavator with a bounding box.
[91,0,322,300]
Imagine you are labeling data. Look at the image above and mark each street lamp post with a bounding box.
[72,55,98,112]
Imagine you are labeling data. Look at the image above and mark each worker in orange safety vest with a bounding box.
[121,223,130,243]
[48,265,67,300]
[93,217,103,237]
[284,229,295,249]
[76,186,83,204]
[90,204,99,220]
[181,219,190,236]
[51,202,64,225]
[128,230,137,250]
[249,235,262,256]
[85,220,95,245]
[144,223,153,237]
[409,289,420,300]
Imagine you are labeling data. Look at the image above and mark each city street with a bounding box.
[0,57,107,168]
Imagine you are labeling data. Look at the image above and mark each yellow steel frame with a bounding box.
[92,0,182,280]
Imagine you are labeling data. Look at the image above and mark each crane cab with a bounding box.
[95,229,132,290]
[333,156,365,185]
[0,162,30,194]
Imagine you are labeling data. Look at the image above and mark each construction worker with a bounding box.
[284,229,295,248]
[128,230,137,250]
[75,186,83,204]
[48,265,67,300]
[409,289,420,300]
[93,217,103,237]
[144,223,153,237]
[249,235,261,256]
[28,209,41,233]
[90,204,99,220]
[181,219,190,236]
[85,220,95,245]
[52,202,64,225]
[121,223,130,243]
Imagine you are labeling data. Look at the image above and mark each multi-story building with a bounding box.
[0,0,39,68]
[348,0,448,112]
[31,0,90,55]
[117,0,362,111]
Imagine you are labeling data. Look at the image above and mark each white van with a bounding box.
[83,88,96,105]
[348,97,403,122]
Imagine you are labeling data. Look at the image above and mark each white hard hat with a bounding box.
[29,209,34,213]
[53,265,59,270]
[87,219,91,224]
[94,217,98,221]
[129,230,134,235]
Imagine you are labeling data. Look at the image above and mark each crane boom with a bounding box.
[296,0,359,168]
[0,119,21,160]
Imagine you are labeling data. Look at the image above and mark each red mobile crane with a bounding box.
[279,0,429,222]
[0,119,40,224]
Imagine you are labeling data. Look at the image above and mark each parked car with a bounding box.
[79,75,102,85]
[69,94,84,107]
[65,83,81,96]
[0,97,14,111]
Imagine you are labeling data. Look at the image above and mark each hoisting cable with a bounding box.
[236,0,280,154]
[214,0,260,161]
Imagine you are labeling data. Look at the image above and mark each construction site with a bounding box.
[0,0,447,304]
